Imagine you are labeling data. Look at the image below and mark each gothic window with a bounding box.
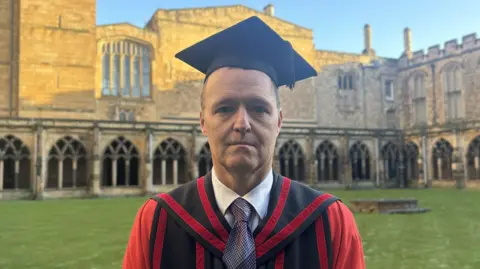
[384,80,394,101]
[101,40,152,98]
[380,142,400,182]
[443,65,463,120]
[153,138,189,185]
[46,136,88,189]
[432,139,453,180]
[466,136,480,180]
[315,141,339,182]
[102,136,139,187]
[0,135,30,190]
[279,140,305,181]
[118,109,135,122]
[197,143,212,177]
[403,142,419,181]
[337,73,354,90]
[412,74,427,124]
[349,141,370,181]
[337,72,357,112]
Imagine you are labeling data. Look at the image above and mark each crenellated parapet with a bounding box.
[400,32,480,68]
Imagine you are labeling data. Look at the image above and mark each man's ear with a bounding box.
[200,111,208,136]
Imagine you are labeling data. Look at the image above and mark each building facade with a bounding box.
[1,1,479,200]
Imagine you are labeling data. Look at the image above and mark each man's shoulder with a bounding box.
[149,177,200,207]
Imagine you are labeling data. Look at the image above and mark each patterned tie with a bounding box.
[222,198,256,269]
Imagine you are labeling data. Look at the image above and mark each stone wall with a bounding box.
[0,0,18,117]
[17,0,97,118]
[314,61,399,128]
[398,40,480,128]
[148,5,316,90]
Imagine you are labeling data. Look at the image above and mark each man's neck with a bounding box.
[213,164,271,196]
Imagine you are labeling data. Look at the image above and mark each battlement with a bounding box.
[406,33,480,66]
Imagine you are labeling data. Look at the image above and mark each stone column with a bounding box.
[305,135,314,185]
[454,131,466,189]
[173,159,178,185]
[161,159,166,185]
[0,160,3,191]
[33,125,46,200]
[375,137,381,186]
[144,129,153,193]
[341,136,352,188]
[90,125,101,196]
[190,130,197,180]
[57,160,63,189]
[421,135,430,188]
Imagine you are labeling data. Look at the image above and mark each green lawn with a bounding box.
[1,188,479,269]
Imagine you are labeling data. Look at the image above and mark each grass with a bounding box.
[0,188,479,269]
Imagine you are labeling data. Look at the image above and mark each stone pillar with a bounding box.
[58,160,63,189]
[161,159,166,185]
[375,137,381,186]
[454,131,466,189]
[421,135,431,188]
[33,125,46,199]
[305,135,314,185]
[90,125,101,196]
[341,136,352,188]
[173,159,178,185]
[190,130,197,180]
[0,160,3,191]
[144,129,153,193]
[404,27,412,59]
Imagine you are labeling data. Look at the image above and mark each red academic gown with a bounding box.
[123,172,366,269]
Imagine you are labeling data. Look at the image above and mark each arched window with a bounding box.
[101,40,152,98]
[443,65,463,120]
[278,140,305,181]
[412,73,426,124]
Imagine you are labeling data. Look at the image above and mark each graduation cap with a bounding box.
[174,16,317,90]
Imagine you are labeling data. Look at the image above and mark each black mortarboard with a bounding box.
[174,16,317,89]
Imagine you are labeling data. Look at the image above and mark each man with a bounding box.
[123,16,365,269]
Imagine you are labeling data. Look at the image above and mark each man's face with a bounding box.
[200,67,283,173]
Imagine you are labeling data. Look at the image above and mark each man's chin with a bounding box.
[224,157,256,171]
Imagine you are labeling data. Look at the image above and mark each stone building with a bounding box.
[0,1,479,200]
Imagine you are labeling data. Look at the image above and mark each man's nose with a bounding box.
[233,106,251,133]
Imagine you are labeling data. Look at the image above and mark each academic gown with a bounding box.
[123,172,365,269]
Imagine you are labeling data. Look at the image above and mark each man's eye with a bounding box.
[217,106,235,113]
[253,106,268,113]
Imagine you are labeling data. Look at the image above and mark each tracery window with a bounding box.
[0,135,30,190]
[443,65,463,120]
[46,136,88,189]
[153,138,189,185]
[349,141,371,181]
[279,140,305,181]
[315,141,339,182]
[412,74,427,124]
[101,40,152,98]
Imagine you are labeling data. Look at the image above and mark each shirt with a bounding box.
[211,166,273,231]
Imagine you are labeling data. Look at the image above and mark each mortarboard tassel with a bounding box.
[285,40,296,90]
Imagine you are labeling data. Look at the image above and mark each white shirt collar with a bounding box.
[211,167,273,219]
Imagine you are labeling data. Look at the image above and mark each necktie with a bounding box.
[222,198,256,269]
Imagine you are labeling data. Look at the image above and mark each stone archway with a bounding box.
[46,136,88,189]
[153,138,189,185]
[432,139,453,180]
[102,136,139,187]
[197,142,212,177]
[278,140,305,181]
[349,141,371,181]
[315,140,339,182]
[0,135,30,190]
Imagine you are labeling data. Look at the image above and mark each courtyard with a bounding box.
[0,188,479,269]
